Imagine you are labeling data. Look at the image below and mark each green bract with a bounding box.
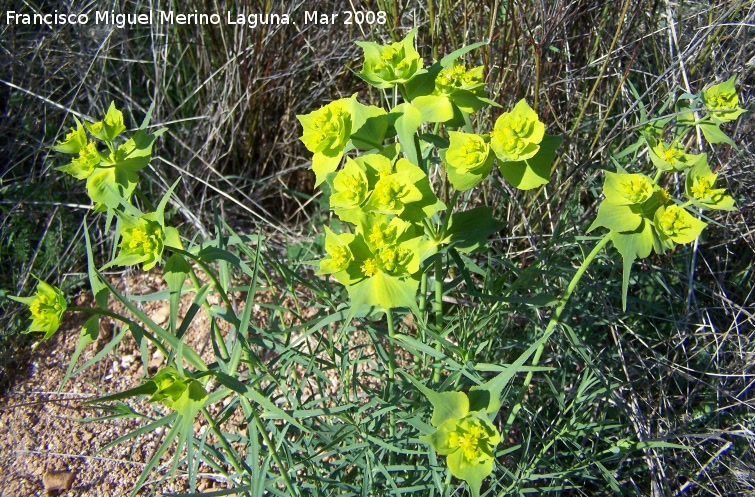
[110,212,182,271]
[445,131,494,191]
[86,101,126,142]
[317,227,355,278]
[10,281,67,339]
[685,159,736,211]
[356,28,424,88]
[490,98,544,162]
[58,141,101,180]
[52,117,87,154]
[647,138,705,171]
[701,75,746,123]
[603,171,655,206]
[338,214,432,309]
[364,158,445,222]
[654,204,707,245]
[297,98,353,186]
[420,391,501,495]
[329,158,371,223]
[147,367,208,417]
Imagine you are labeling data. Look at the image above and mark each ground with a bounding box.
[1,271,240,496]
[0,267,398,496]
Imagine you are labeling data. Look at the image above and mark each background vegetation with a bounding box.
[1,0,753,494]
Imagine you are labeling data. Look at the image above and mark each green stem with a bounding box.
[188,269,231,361]
[387,310,397,439]
[252,406,298,496]
[201,407,248,482]
[417,272,428,375]
[502,235,611,435]
[68,306,171,361]
[440,191,460,238]
[432,256,444,383]
[177,249,237,324]
[428,0,438,61]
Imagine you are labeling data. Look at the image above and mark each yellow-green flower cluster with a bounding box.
[591,76,742,271]
[684,160,735,211]
[444,132,494,191]
[298,99,352,155]
[590,170,708,255]
[490,99,544,162]
[701,75,746,124]
[435,64,484,94]
[648,140,706,172]
[444,99,552,191]
[316,153,442,310]
[420,391,501,495]
[356,28,424,88]
[53,102,164,210]
[146,367,208,417]
[10,281,67,339]
[109,211,183,272]
[297,98,354,186]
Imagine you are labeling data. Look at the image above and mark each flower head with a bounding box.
[147,367,208,417]
[421,391,501,494]
[356,28,424,88]
[701,75,746,123]
[10,281,67,339]
[654,204,707,245]
[445,131,494,191]
[297,100,352,155]
[317,227,355,276]
[490,99,544,162]
[330,158,370,212]
[111,212,181,271]
[684,159,736,211]
[603,172,655,206]
[648,139,705,172]
[297,98,353,185]
[58,142,101,179]
[363,158,443,221]
[435,64,484,94]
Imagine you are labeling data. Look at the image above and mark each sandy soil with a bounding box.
[1,270,238,496]
[0,266,403,497]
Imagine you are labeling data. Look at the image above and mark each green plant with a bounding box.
[7,27,746,497]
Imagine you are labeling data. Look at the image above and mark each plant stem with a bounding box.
[502,235,610,435]
[417,271,428,375]
[386,310,397,439]
[251,406,298,496]
[68,306,171,360]
[201,407,248,480]
[432,256,444,383]
[428,0,438,61]
[188,268,231,361]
